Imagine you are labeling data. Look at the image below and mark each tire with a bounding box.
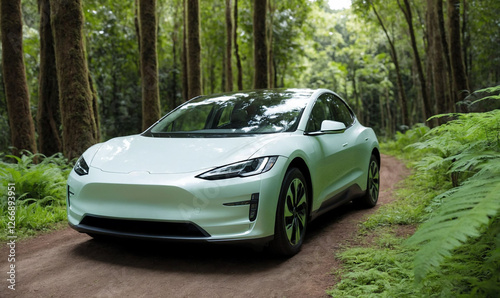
[269,168,309,256]
[355,154,380,208]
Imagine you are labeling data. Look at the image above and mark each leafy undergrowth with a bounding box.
[328,106,500,297]
[0,152,72,240]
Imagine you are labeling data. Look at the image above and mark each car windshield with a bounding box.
[146,89,313,137]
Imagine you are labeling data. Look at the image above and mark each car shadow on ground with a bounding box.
[70,201,362,274]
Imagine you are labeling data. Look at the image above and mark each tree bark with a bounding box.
[234,0,243,90]
[225,0,233,92]
[398,0,432,123]
[436,0,454,112]
[50,0,97,159]
[138,0,161,130]
[427,0,448,119]
[461,0,469,77]
[253,0,268,89]
[1,0,38,156]
[267,0,275,88]
[88,74,100,141]
[169,0,181,110]
[37,0,62,156]
[187,0,202,99]
[447,0,469,110]
[181,0,189,101]
[370,1,408,126]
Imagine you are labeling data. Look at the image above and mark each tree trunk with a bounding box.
[50,0,97,159]
[181,0,189,101]
[169,1,180,110]
[370,1,408,126]
[447,0,469,111]
[37,0,62,156]
[267,0,275,88]
[461,0,469,77]
[427,0,448,120]
[253,0,268,89]
[187,0,202,99]
[233,0,243,90]
[138,0,161,130]
[1,0,38,156]
[436,0,454,112]
[399,0,432,123]
[225,0,233,92]
[134,0,141,53]
[88,74,100,141]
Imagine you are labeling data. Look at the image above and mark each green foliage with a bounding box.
[327,232,417,297]
[362,175,437,229]
[388,109,500,282]
[405,115,500,281]
[380,124,430,157]
[471,85,500,104]
[332,104,500,296]
[0,152,71,240]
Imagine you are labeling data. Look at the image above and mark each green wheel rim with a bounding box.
[284,178,307,246]
[368,160,380,203]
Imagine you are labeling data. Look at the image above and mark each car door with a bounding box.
[305,93,356,210]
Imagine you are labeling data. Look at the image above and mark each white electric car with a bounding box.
[67,88,380,256]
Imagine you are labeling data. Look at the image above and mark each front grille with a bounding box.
[80,215,210,238]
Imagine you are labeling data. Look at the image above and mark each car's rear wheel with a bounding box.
[269,168,309,256]
[355,154,380,208]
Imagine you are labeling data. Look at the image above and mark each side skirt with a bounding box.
[309,184,364,221]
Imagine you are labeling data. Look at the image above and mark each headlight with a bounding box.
[74,156,89,176]
[196,156,278,180]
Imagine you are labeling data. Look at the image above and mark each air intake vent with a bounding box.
[80,216,210,238]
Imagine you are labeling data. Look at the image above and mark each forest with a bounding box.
[1,0,500,296]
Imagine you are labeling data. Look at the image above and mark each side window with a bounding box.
[331,96,354,127]
[305,94,335,132]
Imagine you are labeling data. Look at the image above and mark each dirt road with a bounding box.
[1,154,408,297]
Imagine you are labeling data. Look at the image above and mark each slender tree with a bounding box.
[436,0,453,112]
[225,0,233,92]
[233,0,243,90]
[369,0,409,126]
[37,0,62,156]
[1,0,37,156]
[267,0,275,88]
[427,0,448,118]
[181,0,189,101]
[253,0,268,89]
[50,0,97,159]
[398,0,432,122]
[187,0,202,98]
[461,0,469,77]
[447,0,469,110]
[88,74,100,141]
[169,0,182,109]
[137,0,161,130]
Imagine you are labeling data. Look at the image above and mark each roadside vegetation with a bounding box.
[0,153,71,240]
[329,89,500,296]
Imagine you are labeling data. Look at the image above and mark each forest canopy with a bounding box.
[0,0,499,155]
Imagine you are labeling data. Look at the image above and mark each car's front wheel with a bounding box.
[269,167,309,256]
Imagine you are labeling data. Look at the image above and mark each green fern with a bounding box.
[0,152,71,240]
[470,85,500,105]
[404,111,500,281]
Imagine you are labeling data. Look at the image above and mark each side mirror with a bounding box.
[320,120,346,133]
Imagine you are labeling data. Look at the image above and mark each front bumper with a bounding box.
[67,157,286,244]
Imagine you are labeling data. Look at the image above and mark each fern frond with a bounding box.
[405,174,500,282]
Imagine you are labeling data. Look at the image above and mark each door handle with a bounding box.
[342,143,348,147]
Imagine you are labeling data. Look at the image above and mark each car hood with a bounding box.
[89,134,285,174]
